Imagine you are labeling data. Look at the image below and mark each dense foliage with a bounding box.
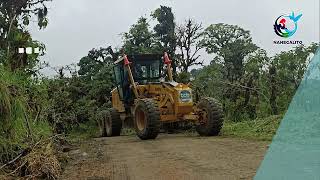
[0,3,319,178]
[45,6,319,132]
[0,1,60,178]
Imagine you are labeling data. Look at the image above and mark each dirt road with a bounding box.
[61,134,268,180]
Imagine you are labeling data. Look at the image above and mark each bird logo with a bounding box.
[274,12,302,38]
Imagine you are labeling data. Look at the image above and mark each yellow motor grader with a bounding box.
[98,53,224,140]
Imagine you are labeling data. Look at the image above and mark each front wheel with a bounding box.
[134,99,160,140]
[196,97,224,136]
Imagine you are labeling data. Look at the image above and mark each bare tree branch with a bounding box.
[176,19,203,72]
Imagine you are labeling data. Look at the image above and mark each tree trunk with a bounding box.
[269,65,278,115]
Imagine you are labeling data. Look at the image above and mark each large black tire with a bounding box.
[105,108,122,137]
[196,97,224,136]
[134,99,160,140]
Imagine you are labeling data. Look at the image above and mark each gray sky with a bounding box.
[29,0,319,73]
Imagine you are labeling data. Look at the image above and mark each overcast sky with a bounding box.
[29,0,319,73]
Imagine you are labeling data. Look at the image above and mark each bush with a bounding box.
[0,67,56,178]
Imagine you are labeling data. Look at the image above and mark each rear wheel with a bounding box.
[105,108,122,137]
[134,99,160,140]
[196,97,224,136]
[98,111,107,137]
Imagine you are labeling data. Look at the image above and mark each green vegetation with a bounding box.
[0,1,319,178]
[0,66,57,178]
[66,120,100,143]
[0,1,60,178]
[222,115,283,141]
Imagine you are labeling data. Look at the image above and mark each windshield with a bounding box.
[132,60,161,82]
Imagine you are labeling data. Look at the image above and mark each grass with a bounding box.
[221,115,283,141]
[0,68,29,164]
[67,120,100,143]
[117,115,283,142]
[65,114,284,143]
[0,66,60,179]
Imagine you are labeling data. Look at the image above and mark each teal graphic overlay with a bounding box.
[255,49,320,180]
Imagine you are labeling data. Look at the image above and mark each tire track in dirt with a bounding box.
[61,134,268,180]
[62,139,131,180]
[111,139,196,180]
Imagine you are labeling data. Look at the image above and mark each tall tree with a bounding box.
[200,23,258,120]
[242,48,270,118]
[0,0,51,71]
[122,17,156,54]
[152,6,176,53]
[268,43,319,114]
[176,19,203,73]
[78,47,116,106]
[201,23,258,84]
[78,47,114,80]
[151,6,177,73]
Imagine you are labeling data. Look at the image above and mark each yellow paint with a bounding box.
[111,82,196,123]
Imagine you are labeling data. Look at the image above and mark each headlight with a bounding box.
[180,90,192,102]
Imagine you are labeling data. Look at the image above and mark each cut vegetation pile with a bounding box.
[222,115,283,141]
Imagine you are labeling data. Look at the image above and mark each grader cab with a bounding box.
[98,53,224,140]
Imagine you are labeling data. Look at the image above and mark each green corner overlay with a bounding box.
[255,48,320,180]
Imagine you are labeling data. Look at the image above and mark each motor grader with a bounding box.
[98,52,224,140]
